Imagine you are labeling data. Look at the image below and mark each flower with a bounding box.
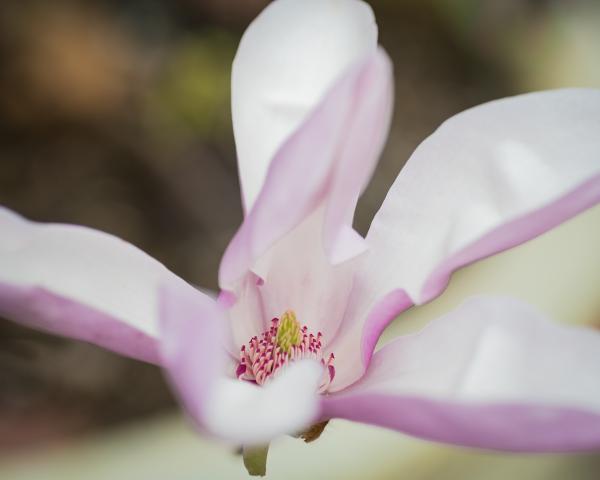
[2,0,600,475]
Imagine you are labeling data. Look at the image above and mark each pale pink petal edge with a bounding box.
[0,282,160,364]
[327,295,600,452]
[420,172,600,303]
[359,172,600,368]
[219,49,391,290]
[322,394,600,452]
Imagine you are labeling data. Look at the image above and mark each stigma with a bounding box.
[236,310,335,393]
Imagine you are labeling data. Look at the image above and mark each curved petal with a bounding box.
[365,88,600,306]
[241,207,358,348]
[221,273,267,356]
[221,48,393,289]
[232,0,378,212]
[0,206,194,363]
[323,296,600,451]
[160,280,323,444]
[222,48,393,347]
[331,88,600,388]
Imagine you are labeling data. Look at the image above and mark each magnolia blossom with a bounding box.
[1,0,600,474]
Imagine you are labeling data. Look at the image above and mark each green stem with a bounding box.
[242,443,270,477]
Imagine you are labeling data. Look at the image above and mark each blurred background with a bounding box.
[1,0,599,478]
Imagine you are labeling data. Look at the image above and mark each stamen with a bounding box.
[237,311,335,393]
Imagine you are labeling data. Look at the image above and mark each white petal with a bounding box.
[324,296,600,451]
[232,0,377,211]
[205,361,323,445]
[364,89,600,306]
[329,89,600,389]
[0,206,194,362]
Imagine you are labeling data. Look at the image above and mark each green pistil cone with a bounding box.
[276,310,302,353]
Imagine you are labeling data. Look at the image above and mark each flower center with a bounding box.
[236,310,335,393]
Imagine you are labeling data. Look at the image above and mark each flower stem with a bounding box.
[242,443,269,476]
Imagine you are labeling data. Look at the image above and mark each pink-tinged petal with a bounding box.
[159,280,324,444]
[159,279,226,423]
[364,88,600,306]
[249,208,358,347]
[220,48,393,290]
[221,49,392,346]
[420,174,600,303]
[0,206,194,363]
[225,272,267,355]
[323,296,600,451]
[232,0,377,212]
[327,288,413,390]
[0,283,159,364]
[331,89,600,388]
